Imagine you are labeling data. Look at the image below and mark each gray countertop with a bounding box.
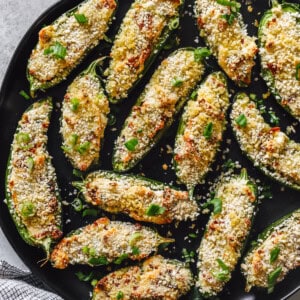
[0,1,299,299]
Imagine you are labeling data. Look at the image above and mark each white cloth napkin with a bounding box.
[0,261,63,300]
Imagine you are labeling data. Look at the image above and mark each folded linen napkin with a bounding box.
[0,261,63,300]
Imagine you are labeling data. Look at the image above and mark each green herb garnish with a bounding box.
[44,42,67,59]
[72,198,83,212]
[124,138,138,151]
[269,111,279,125]
[172,78,184,87]
[203,198,222,214]
[270,246,280,263]
[27,157,34,172]
[188,233,197,239]
[74,13,88,24]
[194,47,211,62]
[16,132,30,145]
[169,17,180,29]
[70,98,80,112]
[21,201,36,218]
[19,90,30,100]
[131,246,140,255]
[190,90,198,100]
[235,114,247,127]
[69,134,79,146]
[129,232,142,246]
[88,256,108,266]
[145,204,166,216]
[76,141,91,154]
[116,291,124,300]
[203,122,213,139]
[75,271,94,282]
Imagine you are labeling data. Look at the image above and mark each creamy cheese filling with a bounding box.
[195,0,257,85]
[82,172,199,223]
[113,49,204,170]
[61,73,109,171]
[51,218,171,269]
[260,5,300,118]
[241,211,300,291]
[93,255,193,300]
[231,94,300,187]
[28,0,116,90]
[197,174,256,296]
[174,72,229,189]
[105,0,181,100]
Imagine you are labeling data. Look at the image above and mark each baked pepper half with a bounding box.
[60,59,109,171]
[112,47,207,172]
[27,0,117,96]
[5,98,62,258]
[73,170,199,224]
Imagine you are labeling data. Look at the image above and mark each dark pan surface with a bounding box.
[0,0,299,299]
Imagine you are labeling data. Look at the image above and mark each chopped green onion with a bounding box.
[172,78,184,87]
[269,111,279,125]
[235,114,247,127]
[169,17,180,29]
[129,232,142,246]
[74,13,88,24]
[217,258,230,271]
[296,63,300,80]
[137,129,143,133]
[203,122,213,139]
[88,256,108,266]
[221,13,236,25]
[124,138,138,151]
[91,279,98,287]
[270,246,280,263]
[44,42,67,59]
[69,134,79,146]
[27,157,35,172]
[103,34,113,43]
[21,201,36,218]
[114,253,128,265]
[72,198,83,212]
[182,248,195,263]
[76,141,91,154]
[203,198,222,214]
[131,246,140,255]
[89,247,97,257]
[19,90,30,100]
[116,291,124,300]
[61,145,71,153]
[70,98,80,112]
[82,245,90,255]
[73,168,84,178]
[223,159,235,170]
[82,208,98,217]
[75,271,94,282]
[16,132,30,144]
[249,93,257,100]
[188,233,197,239]
[145,204,166,216]
[213,258,230,281]
[267,267,282,294]
[190,90,198,100]
[194,48,211,62]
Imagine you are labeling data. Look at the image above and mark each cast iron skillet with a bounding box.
[0,0,299,299]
